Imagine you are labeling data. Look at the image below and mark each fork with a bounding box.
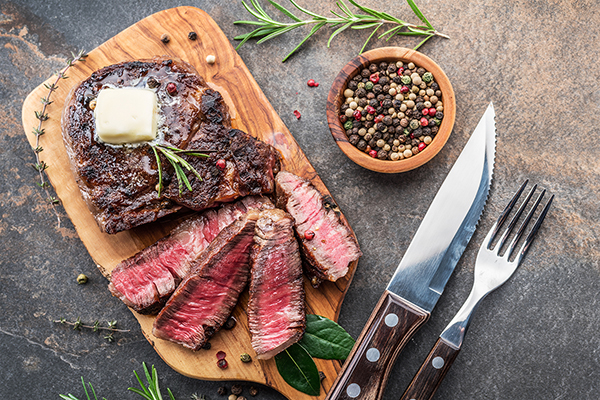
[399,180,554,400]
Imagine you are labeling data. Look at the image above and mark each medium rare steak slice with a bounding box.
[161,125,280,210]
[275,171,362,287]
[108,196,273,314]
[62,56,231,233]
[248,209,305,359]
[153,211,260,350]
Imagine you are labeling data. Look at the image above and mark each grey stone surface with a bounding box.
[0,0,596,399]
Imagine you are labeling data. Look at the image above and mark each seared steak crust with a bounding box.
[108,196,273,314]
[152,211,260,350]
[249,209,305,359]
[275,171,362,287]
[62,56,230,233]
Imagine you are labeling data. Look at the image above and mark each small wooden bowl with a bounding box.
[327,47,456,173]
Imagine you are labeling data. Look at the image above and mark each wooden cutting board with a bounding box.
[21,6,359,400]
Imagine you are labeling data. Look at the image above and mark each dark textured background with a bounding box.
[0,0,596,399]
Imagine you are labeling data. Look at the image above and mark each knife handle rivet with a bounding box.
[432,356,445,369]
[384,313,399,327]
[366,347,380,362]
[346,383,361,398]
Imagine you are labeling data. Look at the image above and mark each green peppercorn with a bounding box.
[401,75,412,85]
[344,121,353,130]
[410,119,420,130]
[434,118,442,126]
[365,81,374,90]
[240,353,252,363]
[77,274,88,284]
[422,72,433,82]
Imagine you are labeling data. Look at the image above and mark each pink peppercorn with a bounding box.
[216,159,226,170]
[422,108,429,116]
[429,108,437,116]
[216,351,227,360]
[365,105,376,114]
[369,150,378,158]
[400,85,410,94]
[369,73,379,84]
[217,359,228,369]
[304,230,315,240]
[166,82,177,95]
[353,110,362,121]
[293,110,301,119]
[374,114,384,124]
[418,142,427,151]
[307,79,315,86]
[420,117,429,127]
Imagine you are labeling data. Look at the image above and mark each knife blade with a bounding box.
[325,103,496,400]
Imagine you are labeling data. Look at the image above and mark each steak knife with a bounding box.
[325,103,496,400]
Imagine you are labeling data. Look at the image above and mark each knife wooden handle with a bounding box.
[325,290,429,400]
[399,338,461,400]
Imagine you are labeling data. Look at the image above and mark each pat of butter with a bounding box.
[94,88,158,144]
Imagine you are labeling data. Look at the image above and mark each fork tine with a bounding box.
[513,193,554,263]
[487,180,529,248]
[506,189,545,259]
[497,183,537,251]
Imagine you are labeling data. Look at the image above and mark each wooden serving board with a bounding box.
[21,6,359,400]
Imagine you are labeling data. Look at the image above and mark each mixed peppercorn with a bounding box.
[338,60,444,161]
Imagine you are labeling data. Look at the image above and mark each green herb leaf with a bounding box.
[406,0,433,29]
[299,314,355,360]
[275,343,320,396]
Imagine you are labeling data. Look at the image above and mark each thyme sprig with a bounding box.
[150,144,210,197]
[54,317,130,342]
[32,49,88,227]
[234,0,448,62]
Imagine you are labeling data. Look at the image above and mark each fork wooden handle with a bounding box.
[400,338,461,400]
[325,290,429,400]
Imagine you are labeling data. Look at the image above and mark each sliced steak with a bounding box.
[108,196,273,314]
[248,209,305,359]
[161,126,280,210]
[275,171,362,287]
[152,211,260,350]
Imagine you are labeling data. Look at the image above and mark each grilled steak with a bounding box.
[275,171,362,287]
[152,211,259,350]
[108,196,273,314]
[161,125,280,211]
[62,57,280,234]
[248,209,305,359]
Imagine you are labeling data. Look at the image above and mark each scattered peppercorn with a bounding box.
[249,387,258,396]
[217,359,228,369]
[307,79,319,87]
[240,353,252,363]
[166,82,177,96]
[218,386,227,396]
[217,351,227,360]
[319,371,326,381]
[293,110,301,119]
[88,100,97,110]
[206,55,216,64]
[202,341,212,350]
[216,159,226,170]
[228,395,237,400]
[231,385,242,395]
[224,316,237,330]
[188,31,198,40]
[160,33,170,43]
[77,274,88,284]
[304,230,315,240]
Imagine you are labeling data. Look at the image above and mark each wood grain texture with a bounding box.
[400,338,461,400]
[326,47,456,173]
[20,7,359,400]
[324,291,429,400]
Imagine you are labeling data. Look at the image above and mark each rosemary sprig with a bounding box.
[54,317,130,342]
[32,49,88,228]
[234,0,448,62]
[128,363,176,400]
[59,377,106,400]
[150,144,210,197]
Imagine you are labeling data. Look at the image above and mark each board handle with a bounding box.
[399,338,460,400]
[324,290,429,400]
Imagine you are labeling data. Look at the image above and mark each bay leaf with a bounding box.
[274,343,320,396]
[300,314,355,360]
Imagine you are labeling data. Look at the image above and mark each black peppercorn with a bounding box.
[431,82,439,90]
[218,386,227,396]
[357,140,367,150]
[428,119,436,127]
[351,127,359,135]
[202,341,212,350]
[368,99,378,107]
[417,67,426,75]
[392,100,402,109]
[364,121,374,129]
[403,69,411,76]
[367,92,375,99]
[319,371,326,382]
[387,64,397,74]
[383,132,390,141]
[388,125,396,134]
[376,94,386,102]
[224,316,237,330]
[352,120,361,128]
[383,116,392,126]
[368,138,377,148]
[373,84,382,94]
[341,104,349,113]
[147,77,160,88]
[349,135,360,145]
[379,76,389,86]
[361,68,371,77]
[369,63,378,73]
[348,80,358,90]
[431,126,439,134]
[379,62,388,70]
[160,33,170,43]
[393,75,403,84]
[231,384,242,395]
[416,102,425,111]
[188,31,198,40]
[377,150,388,159]
[376,107,384,114]
[346,129,353,136]
[358,98,368,108]
[352,74,362,82]
[382,99,393,109]
[436,111,444,119]
[355,87,367,98]
[382,85,390,94]
[393,118,401,126]
[249,387,258,396]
